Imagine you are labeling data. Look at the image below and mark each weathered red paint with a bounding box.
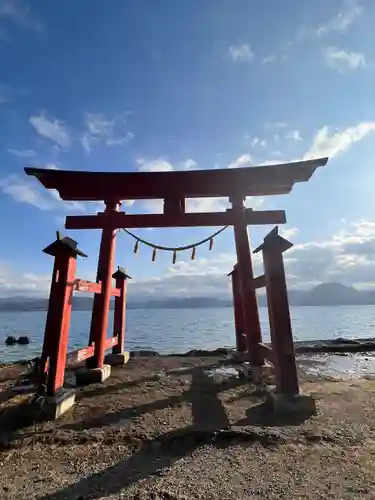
[68,336,118,364]
[231,196,263,366]
[112,268,131,354]
[65,209,287,230]
[87,200,119,369]
[74,279,121,297]
[42,246,76,395]
[229,265,247,353]
[257,227,299,395]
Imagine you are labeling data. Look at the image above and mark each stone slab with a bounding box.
[267,392,317,416]
[104,351,130,366]
[75,364,111,386]
[41,388,76,420]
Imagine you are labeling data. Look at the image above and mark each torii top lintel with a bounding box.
[24,157,328,202]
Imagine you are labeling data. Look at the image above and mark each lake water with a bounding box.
[1,305,375,364]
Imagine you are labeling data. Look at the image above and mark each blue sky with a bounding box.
[1,0,375,298]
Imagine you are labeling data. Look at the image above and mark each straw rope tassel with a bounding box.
[133,240,139,254]
[152,248,157,262]
[191,246,196,260]
[209,237,214,250]
[173,250,177,264]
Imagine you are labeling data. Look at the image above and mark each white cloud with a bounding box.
[316,0,362,37]
[303,122,375,160]
[82,113,134,154]
[228,44,254,63]
[280,227,299,240]
[285,130,303,141]
[325,47,366,72]
[29,111,71,148]
[186,197,230,213]
[137,158,174,172]
[245,136,267,148]
[227,154,252,169]
[0,262,51,297]
[137,157,199,172]
[262,54,276,65]
[7,148,36,158]
[0,175,54,210]
[182,159,198,170]
[0,0,43,35]
[0,175,86,212]
[284,220,375,289]
[0,84,11,103]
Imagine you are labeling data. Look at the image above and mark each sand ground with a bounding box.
[1,355,375,499]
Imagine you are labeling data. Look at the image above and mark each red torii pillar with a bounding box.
[254,227,299,395]
[86,199,120,379]
[230,196,263,366]
[104,266,132,366]
[254,227,316,414]
[40,233,86,418]
[228,264,247,353]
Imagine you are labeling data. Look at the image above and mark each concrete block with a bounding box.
[267,392,317,416]
[75,364,111,386]
[104,351,130,366]
[42,388,76,420]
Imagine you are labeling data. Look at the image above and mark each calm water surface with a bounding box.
[1,305,375,364]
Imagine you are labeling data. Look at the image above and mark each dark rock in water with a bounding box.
[5,336,17,346]
[332,338,360,345]
[18,336,30,345]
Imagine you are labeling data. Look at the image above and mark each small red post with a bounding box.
[42,233,87,396]
[255,227,299,395]
[88,200,120,369]
[228,265,246,352]
[231,196,263,366]
[112,267,132,354]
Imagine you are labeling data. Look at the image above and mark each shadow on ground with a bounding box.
[39,366,285,500]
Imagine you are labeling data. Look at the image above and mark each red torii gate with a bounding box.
[25,157,327,410]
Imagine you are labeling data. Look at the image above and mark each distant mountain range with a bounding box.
[0,283,375,311]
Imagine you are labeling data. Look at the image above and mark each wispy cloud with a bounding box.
[0,83,11,103]
[316,0,362,37]
[262,54,276,65]
[227,154,252,169]
[325,47,366,72]
[0,174,86,212]
[137,157,198,172]
[0,0,43,41]
[182,159,198,170]
[303,122,375,160]
[228,44,254,63]
[7,148,36,158]
[285,130,303,141]
[29,111,71,149]
[0,176,54,210]
[280,227,299,240]
[137,158,174,172]
[81,113,134,154]
[244,136,267,148]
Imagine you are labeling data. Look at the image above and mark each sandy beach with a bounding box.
[1,354,375,499]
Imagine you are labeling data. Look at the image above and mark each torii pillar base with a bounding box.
[104,351,130,366]
[75,365,112,386]
[266,392,316,417]
[41,388,76,421]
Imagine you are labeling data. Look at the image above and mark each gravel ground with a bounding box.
[1,356,375,499]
